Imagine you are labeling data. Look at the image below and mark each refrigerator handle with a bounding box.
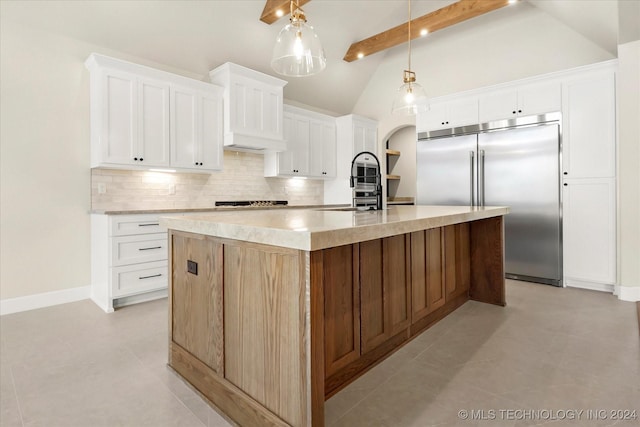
[479,150,486,207]
[469,151,475,207]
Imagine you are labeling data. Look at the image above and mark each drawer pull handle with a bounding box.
[139,274,162,280]
[138,246,162,251]
[138,223,160,227]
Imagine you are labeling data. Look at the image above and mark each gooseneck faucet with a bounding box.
[350,151,383,211]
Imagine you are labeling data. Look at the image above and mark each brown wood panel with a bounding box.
[470,217,506,306]
[170,342,289,427]
[384,234,411,336]
[223,242,307,427]
[410,292,469,337]
[444,224,472,301]
[171,232,224,374]
[343,0,510,61]
[323,244,360,377]
[325,329,408,398]
[411,229,445,324]
[360,239,386,354]
[310,251,325,427]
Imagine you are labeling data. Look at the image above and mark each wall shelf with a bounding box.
[386,174,401,180]
[386,149,401,156]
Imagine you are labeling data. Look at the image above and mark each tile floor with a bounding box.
[1,280,638,427]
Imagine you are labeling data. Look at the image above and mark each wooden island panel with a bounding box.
[410,228,446,323]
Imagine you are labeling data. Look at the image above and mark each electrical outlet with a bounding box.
[168,184,176,195]
[97,183,106,194]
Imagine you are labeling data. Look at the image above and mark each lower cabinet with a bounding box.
[323,224,472,395]
[171,233,224,375]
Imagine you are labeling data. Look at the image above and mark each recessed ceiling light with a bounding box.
[275,9,284,17]
[420,28,428,37]
[357,52,364,59]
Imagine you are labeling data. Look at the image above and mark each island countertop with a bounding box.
[161,205,509,251]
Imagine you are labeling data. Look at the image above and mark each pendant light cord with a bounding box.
[408,0,411,72]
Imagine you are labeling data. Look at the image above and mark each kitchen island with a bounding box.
[162,205,509,427]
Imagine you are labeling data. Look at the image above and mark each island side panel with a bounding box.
[309,251,325,427]
[469,216,506,306]
[223,240,309,427]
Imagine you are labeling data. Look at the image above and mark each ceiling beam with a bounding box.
[260,0,311,25]
[343,0,511,62]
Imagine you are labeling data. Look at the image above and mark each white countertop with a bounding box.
[161,205,509,251]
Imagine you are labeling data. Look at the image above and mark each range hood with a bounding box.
[209,63,287,153]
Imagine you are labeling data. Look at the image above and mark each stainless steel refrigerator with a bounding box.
[416,113,562,286]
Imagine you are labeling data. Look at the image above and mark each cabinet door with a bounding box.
[517,81,561,117]
[324,244,360,378]
[322,123,337,178]
[562,72,615,178]
[199,91,223,171]
[283,115,309,175]
[230,77,283,140]
[418,101,448,132]
[171,234,224,374]
[308,120,324,177]
[563,178,616,284]
[448,97,479,128]
[411,228,445,323]
[479,90,518,123]
[444,223,471,300]
[170,87,198,168]
[364,125,377,155]
[353,121,377,156]
[360,236,410,355]
[138,78,170,166]
[101,71,137,165]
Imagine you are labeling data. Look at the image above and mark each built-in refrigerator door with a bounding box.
[416,134,477,206]
[478,124,562,286]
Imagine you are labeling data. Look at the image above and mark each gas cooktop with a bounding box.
[215,200,288,207]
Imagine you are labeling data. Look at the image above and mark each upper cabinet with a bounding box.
[417,97,478,132]
[87,66,171,168]
[209,63,287,153]
[479,81,561,123]
[86,53,224,172]
[562,70,616,179]
[351,115,378,157]
[170,85,223,172]
[264,105,336,179]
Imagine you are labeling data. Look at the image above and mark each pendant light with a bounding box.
[391,0,428,115]
[271,0,326,77]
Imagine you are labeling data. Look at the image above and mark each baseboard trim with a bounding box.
[614,284,640,302]
[565,278,615,293]
[0,285,90,316]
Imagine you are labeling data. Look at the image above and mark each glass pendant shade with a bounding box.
[271,20,326,77]
[392,75,428,115]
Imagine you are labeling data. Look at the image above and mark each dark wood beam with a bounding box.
[260,0,311,25]
[343,0,511,62]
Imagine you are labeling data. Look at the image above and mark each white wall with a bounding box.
[353,3,614,135]
[617,40,640,291]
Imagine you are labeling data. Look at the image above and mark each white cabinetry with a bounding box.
[417,97,478,132]
[87,64,171,168]
[351,116,378,156]
[86,53,224,172]
[479,81,561,123]
[562,71,616,178]
[209,63,287,152]
[264,105,336,178]
[563,178,616,286]
[91,214,169,313]
[170,85,223,172]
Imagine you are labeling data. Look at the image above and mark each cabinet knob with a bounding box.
[139,158,143,162]
[518,109,522,113]
[195,162,198,165]
[563,172,568,175]
[563,183,568,186]
[512,111,516,114]
[134,157,138,161]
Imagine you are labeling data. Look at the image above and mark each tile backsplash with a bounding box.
[91,151,324,211]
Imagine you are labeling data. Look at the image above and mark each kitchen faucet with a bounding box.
[350,151,383,210]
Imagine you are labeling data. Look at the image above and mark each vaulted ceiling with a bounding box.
[0,1,628,115]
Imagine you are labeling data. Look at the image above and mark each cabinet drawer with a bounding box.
[111,215,166,236]
[111,233,168,266]
[112,261,168,297]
